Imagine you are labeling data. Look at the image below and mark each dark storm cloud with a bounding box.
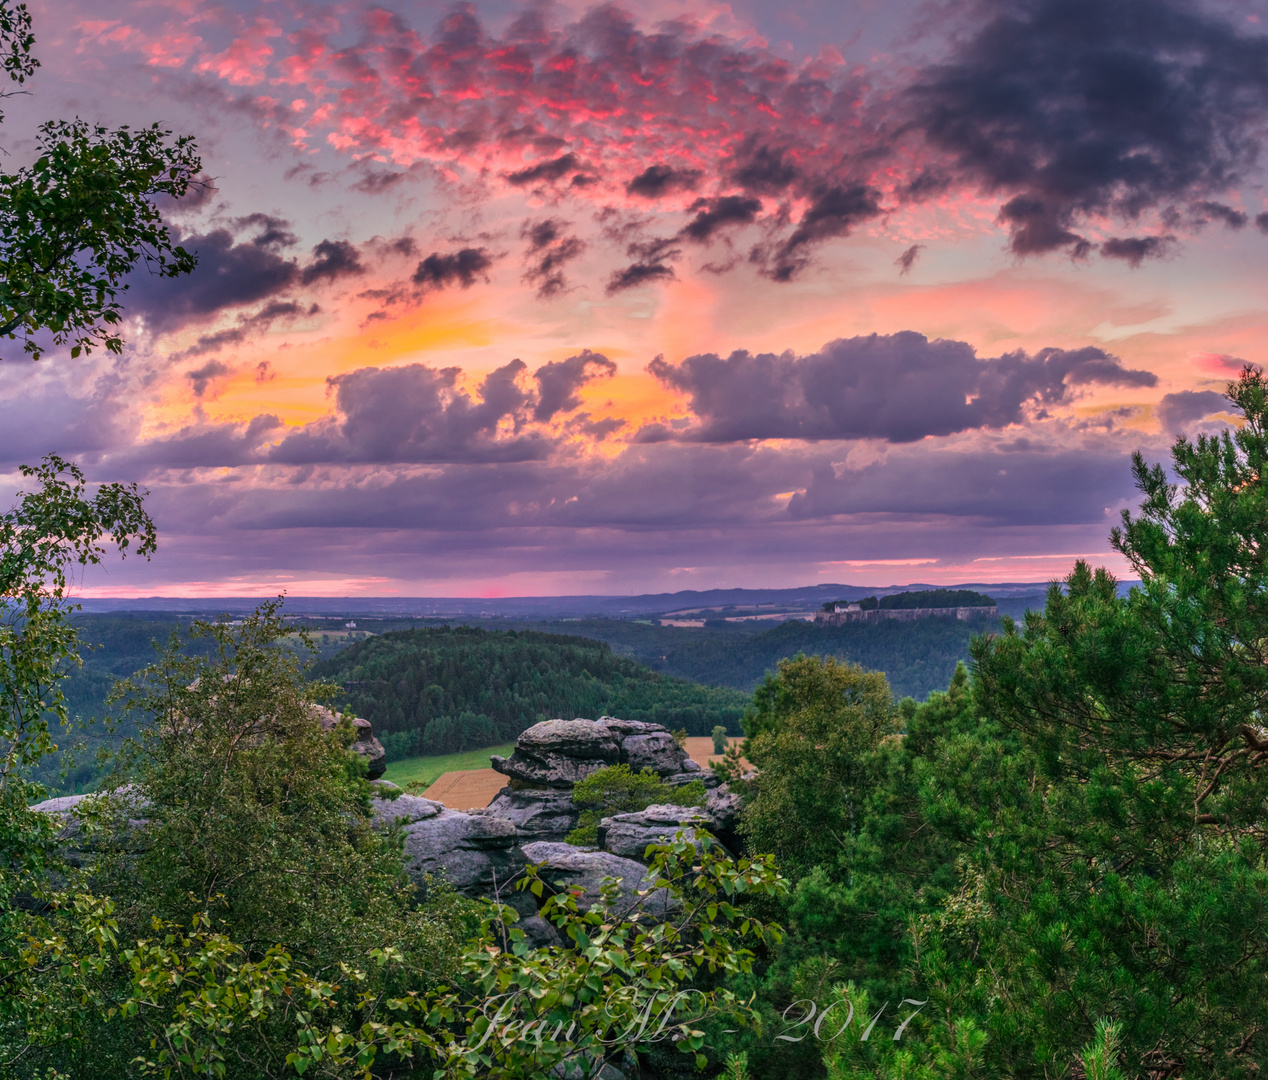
[647,331,1157,443]
[681,197,762,243]
[732,143,802,195]
[233,214,300,250]
[412,248,495,291]
[532,350,617,422]
[761,185,884,280]
[904,0,1268,258]
[300,240,366,286]
[124,227,299,334]
[1100,235,1175,267]
[606,261,677,294]
[506,153,581,186]
[627,165,703,198]
[522,220,585,298]
[1189,201,1249,230]
[1155,389,1230,433]
[270,361,551,465]
[113,414,285,471]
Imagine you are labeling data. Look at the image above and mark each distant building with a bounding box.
[345,620,357,629]
[814,594,997,625]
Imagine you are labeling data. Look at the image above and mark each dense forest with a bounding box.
[312,625,750,757]
[821,587,996,611]
[512,613,1000,699]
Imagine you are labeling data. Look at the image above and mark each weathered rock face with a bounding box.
[480,787,579,842]
[313,706,386,779]
[490,719,622,788]
[491,716,692,789]
[704,784,743,852]
[596,804,716,861]
[520,841,679,917]
[371,793,526,897]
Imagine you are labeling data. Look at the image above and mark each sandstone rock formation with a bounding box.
[520,841,679,917]
[595,803,716,860]
[478,787,579,842]
[370,791,525,897]
[490,716,692,788]
[313,705,386,779]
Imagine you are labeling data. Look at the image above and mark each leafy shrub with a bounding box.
[712,724,728,754]
[566,764,706,846]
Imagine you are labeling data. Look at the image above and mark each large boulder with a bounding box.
[596,804,716,861]
[621,731,690,775]
[491,717,693,788]
[491,719,623,788]
[480,786,579,842]
[371,793,526,897]
[521,841,679,917]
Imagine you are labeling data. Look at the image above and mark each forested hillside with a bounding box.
[523,613,1001,699]
[312,626,749,758]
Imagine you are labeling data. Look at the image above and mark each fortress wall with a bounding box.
[814,605,998,626]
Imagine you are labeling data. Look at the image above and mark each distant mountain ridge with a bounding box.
[73,579,1113,618]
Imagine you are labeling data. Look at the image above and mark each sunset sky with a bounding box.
[3,0,1267,597]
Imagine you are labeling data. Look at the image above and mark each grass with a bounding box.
[381,743,516,790]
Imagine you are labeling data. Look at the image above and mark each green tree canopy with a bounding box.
[0,0,199,360]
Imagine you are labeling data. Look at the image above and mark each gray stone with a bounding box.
[663,770,720,790]
[516,914,564,949]
[482,786,579,841]
[370,793,444,827]
[491,719,623,788]
[372,797,526,896]
[594,716,660,740]
[620,731,690,775]
[705,784,743,852]
[705,785,742,831]
[313,705,387,779]
[596,804,715,861]
[521,841,679,917]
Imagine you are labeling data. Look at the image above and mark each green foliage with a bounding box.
[0,0,200,362]
[926,372,1268,1076]
[712,724,728,754]
[14,601,483,1077]
[0,119,200,360]
[567,764,707,846]
[739,655,897,878]
[0,455,155,1004]
[313,624,748,746]
[95,602,431,962]
[17,835,788,1078]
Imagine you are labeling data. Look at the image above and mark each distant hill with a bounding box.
[72,579,1080,619]
[312,626,749,760]
[538,614,1003,701]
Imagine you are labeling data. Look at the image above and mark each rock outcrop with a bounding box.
[520,841,679,917]
[313,706,386,779]
[490,716,692,788]
[478,787,579,842]
[596,804,716,860]
[370,792,526,897]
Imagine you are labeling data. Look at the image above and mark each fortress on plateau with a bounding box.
[814,589,998,626]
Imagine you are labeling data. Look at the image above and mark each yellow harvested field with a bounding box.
[421,768,508,810]
[419,736,746,810]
